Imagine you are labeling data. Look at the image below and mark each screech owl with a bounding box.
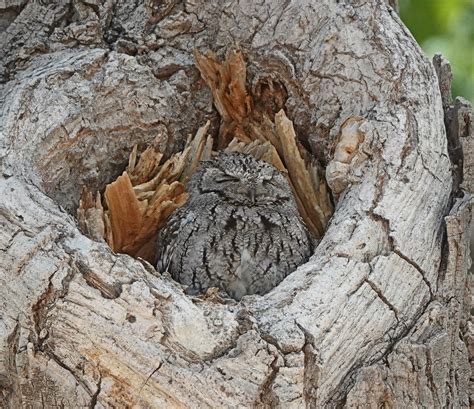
[156,152,313,300]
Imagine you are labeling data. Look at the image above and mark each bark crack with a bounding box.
[31,270,57,350]
[393,249,434,298]
[425,348,441,406]
[89,374,102,409]
[45,349,96,401]
[295,322,320,407]
[253,355,280,408]
[1,226,22,251]
[367,168,435,299]
[75,258,124,299]
[140,361,163,391]
[364,277,399,322]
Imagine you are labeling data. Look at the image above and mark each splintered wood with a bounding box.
[78,50,333,263]
[78,130,204,263]
[194,49,253,148]
[195,49,333,238]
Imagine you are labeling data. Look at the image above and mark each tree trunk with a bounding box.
[0,0,472,407]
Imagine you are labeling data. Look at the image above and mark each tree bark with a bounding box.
[0,0,472,407]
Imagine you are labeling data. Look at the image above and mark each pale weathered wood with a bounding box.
[0,0,472,407]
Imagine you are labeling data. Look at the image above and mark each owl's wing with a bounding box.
[156,208,198,274]
[155,210,183,273]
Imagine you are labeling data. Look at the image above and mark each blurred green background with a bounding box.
[399,0,473,103]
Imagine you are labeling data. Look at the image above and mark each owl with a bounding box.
[156,152,313,300]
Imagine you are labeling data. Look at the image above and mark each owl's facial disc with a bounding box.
[197,153,292,207]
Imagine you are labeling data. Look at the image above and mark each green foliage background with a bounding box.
[399,0,473,103]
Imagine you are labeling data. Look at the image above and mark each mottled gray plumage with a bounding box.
[156,152,313,300]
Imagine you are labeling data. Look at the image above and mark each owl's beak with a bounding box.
[249,186,256,204]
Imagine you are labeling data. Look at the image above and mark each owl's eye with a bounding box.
[215,174,239,183]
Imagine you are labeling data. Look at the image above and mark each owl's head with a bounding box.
[189,152,293,207]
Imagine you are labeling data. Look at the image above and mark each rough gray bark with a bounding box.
[433,53,474,405]
[0,0,472,407]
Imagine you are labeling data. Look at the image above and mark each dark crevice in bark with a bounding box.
[368,212,435,299]
[258,332,285,354]
[433,54,469,204]
[386,0,399,14]
[364,277,399,321]
[253,355,280,408]
[31,271,57,350]
[75,258,124,299]
[393,249,434,298]
[425,348,442,406]
[368,211,394,251]
[444,101,465,201]
[436,220,451,289]
[332,294,436,406]
[141,362,162,390]
[30,251,75,352]
[45,348,96,399]
[89,375,102,409]
[433,52,473,405]
[295,322,320,407]
[144,0,181,35]
[302,342,320,408]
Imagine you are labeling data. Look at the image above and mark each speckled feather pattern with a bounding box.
[156,152,313,300]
